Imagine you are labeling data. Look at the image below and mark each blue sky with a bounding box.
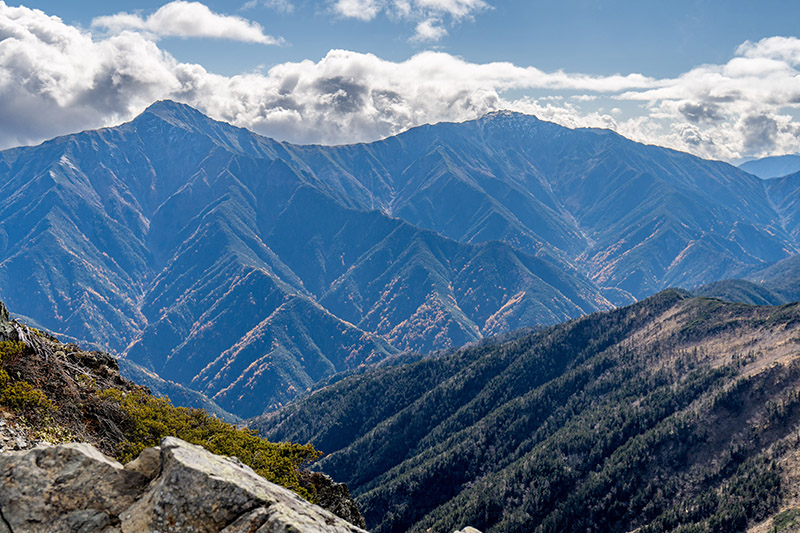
[2,0,800,161]
[23,0,800,76]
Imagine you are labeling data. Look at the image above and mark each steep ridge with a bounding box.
[3,101,800,417]
[270,188,608,349]
[0,101,616,417]
[298,112,796,297]
[254,291,800,532]
[126,184,608,417]
[766,170,800,243]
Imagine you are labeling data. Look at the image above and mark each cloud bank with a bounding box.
[1,1,799,161]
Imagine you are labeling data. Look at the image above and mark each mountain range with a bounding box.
[690,241,800,307]
[3,101,800,416]
[739,154,800,179]
[254,290,800,532]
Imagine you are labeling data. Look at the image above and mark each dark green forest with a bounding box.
[255,290,800,532]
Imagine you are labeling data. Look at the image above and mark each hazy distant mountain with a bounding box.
[745,252,800,302]
[691,278,788,306]
[739,153,800,179]
[254,290,800,532]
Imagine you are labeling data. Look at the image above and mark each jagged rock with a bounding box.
[301,471,366,529]
[0,301,16,341]
[123,445,161,480]
[0,436,367,532]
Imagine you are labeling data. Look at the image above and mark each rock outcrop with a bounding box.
[300,472,366,529]
[0,436,367,532]
[0,302,16,342]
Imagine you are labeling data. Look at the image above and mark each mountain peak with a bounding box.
[138,100,214,128]
[481,109,536,121]
[131,100,267,152]
[143,99,194,113]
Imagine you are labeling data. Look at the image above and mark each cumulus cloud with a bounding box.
[332,0,383,21]
[410,18,447,42]
[737,36,800,64]
[678,102,722,124]
[612,35,800,159]
[1,2,800,161]
[92,1,283,44]
[331,0,487,41]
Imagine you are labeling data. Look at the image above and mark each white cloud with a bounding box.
[92,1,283,44]
[411,18,447,42]
[2,2,800,161]
[607,36,800,159]
[332,0,487,41]
[265,0,295,13]
[332,0,384,21]
[736,36,800,64]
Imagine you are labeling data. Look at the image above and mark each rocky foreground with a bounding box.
[0,436,366,533]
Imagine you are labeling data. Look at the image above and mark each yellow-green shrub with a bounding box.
[0,341,52,418]
[0,340,26,365]
[0,339,321,502]
[98,389,321,501]
[0,380,52,413]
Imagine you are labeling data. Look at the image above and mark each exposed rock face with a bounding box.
[0,301,16,341]
[301,471,366,529]
[0,436,367,532]
[0,442,151,532]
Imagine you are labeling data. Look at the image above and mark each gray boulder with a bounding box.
[0,442,150,532]
[0,437,367,533]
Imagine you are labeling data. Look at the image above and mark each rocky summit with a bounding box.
[0,436,366,533]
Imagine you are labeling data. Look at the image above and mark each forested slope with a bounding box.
[255,290,800,532]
